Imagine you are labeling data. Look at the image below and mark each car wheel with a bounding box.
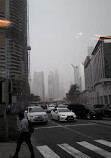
[86,113,91,120]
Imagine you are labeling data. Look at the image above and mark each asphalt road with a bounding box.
[31,117,111,158]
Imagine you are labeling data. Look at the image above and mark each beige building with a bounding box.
[83,37,111,105]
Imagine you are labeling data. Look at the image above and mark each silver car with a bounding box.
[24,106,48,124]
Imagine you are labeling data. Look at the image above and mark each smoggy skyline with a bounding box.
[29,0,111,95]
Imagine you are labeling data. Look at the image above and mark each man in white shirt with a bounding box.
[10,112,35,158]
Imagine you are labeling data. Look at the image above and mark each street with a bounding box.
[31,117,111,158]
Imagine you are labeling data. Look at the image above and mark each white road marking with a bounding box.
[34,125,62,130]
[34,122,96,130]
[95,139,111,148]
[77,141,111,157]
[58,143,91,158]
[36,145,61,158]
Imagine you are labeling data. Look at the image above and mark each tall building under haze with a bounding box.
[0,0,29,104]
[74,66,79,87]
[32,71,45,101]
[54,70,59,99]
[48,71,54,100]
[48,70,59,100]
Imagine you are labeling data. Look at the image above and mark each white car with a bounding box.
[24,106,48,124]
[50,108,76,122]
[47,104,56,113]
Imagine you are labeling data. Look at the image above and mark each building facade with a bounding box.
[32,71,45,101]
[48,70,60,100]
[79,63,85,92]
[83,37,111,105]
[48,71,54,100]
[0,0,29,104]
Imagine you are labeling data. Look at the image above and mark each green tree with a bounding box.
[66,84,80,103]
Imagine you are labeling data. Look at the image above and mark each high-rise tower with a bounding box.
[32,71,45,101]
[0,0,29,104]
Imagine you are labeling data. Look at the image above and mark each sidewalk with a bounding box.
[0,142,31,158]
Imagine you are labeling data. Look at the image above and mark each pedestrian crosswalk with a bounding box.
[36,139,111,158]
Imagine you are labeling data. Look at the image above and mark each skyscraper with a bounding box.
[0,0,29,104]
[74,66,79,87]
[48,70,59,100]
[32,71,45,101]
[48,71,54,100]
[54,70,59,99]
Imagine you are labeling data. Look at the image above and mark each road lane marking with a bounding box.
[36,145,61,158]
[77,141,111,157]
[34,123,96,130]
[34,122,95,139]
[34,125,62,130]
[95,139,111,147]
[48,120,62,126]
[58,143,91,158]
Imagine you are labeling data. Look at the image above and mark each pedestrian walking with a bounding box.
[10,112,35,158]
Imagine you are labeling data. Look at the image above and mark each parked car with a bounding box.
[50,107,76,122]
[46,103,56,113]
[57,104,68,108]
[24,106,48,124]
[103,104,111,117]
[67,104,104,120]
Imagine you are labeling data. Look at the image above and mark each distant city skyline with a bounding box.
[29,0,111,95]
[31,69,65,100]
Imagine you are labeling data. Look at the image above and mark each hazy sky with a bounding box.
[29,0,111,95]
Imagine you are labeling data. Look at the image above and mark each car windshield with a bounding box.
[29,108,44,113]
[58,108,70,112]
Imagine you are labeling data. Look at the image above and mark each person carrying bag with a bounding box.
[10,112,35,158]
